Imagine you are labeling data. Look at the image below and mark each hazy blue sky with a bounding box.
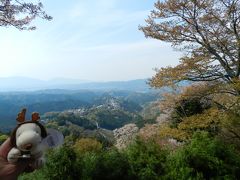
[0,0,181,81]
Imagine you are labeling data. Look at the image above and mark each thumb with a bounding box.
[0,139,12,158]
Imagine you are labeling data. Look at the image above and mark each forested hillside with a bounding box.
[0,90,161,131]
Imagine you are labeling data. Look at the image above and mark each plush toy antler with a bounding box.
[16,108,26,123]
[32,112,40,122]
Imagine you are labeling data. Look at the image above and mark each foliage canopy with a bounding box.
[140,0,240,89]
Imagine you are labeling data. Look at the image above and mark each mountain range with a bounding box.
[0,77,151,92]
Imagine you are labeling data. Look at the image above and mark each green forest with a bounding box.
[1,0,240,179]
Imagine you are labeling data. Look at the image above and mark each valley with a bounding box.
[0,88,162,134]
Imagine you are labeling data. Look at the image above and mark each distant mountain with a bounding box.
[0,77,45,91]
[62,79,151,92]
[0,77,151,92]
[0,89,162,131]
[48,78,90,85]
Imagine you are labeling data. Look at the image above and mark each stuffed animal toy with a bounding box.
[7,108,48,168]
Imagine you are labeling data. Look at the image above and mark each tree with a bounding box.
[0,0,52,30]
[140,0,240,90]
[74,138,102,154]
[42,146,80,180]
[165,132,240,179]
[126,138,168,180]
[86,149,132,180]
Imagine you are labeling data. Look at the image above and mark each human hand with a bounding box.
[0,138,34,180]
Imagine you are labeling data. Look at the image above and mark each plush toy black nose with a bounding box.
[24,143,33,150]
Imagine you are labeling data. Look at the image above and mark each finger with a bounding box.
[0,138,12,159]
[0,158,29,179]
[6,159,34,178]
[0,157,34,179]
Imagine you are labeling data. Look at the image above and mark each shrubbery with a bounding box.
[81,150,132,180]
[20,146,80,180]
[20,132,240,180]
[165,132,240,179]
[126,138,168,180]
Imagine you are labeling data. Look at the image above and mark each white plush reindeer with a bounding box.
[7,109,48,169]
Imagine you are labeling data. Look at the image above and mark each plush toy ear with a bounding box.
[32,112,40,122]
[16,108,26,123]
